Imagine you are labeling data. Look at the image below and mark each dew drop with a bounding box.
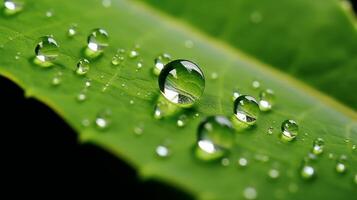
[252,80,260,89]
[3,0,24,15]
[133,126,144,136]
[67,24,77,37]
[254,154,269,162]
[95,109,111,130]
[233,95,259,126]
[210,72,218,80]
[280,120,298,141]
[81,118,90,127]
[75,58,90,75]
[195,116,235,161]
[268,169,280,179]
[87,28,109,52]
[232,90,241,101]
[267,126,274,135]
[129,100,135,105]
[259,89,275,111]
[158,59,205,107]
[300,164,315,180]
[352,144,356,150]
[129,50,139,58]
[111,54,124,66]
[328,153,334,159]
[238,157,248,167]
[76,92,87,102]
[102,0,111,8]
[336,155,347,174]
[153,53,172,76]
[243,187,257,200]
[177,114,188,127]
[45,10,53,18]
[156,145,170,158]
[221,157,230,166]
[34,36,59,67]
[51,72,62,86]
[85,79,92,88]
[312,138,324,155]
[136,61,143,70]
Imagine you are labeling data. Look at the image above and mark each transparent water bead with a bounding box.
[336,155,347,174]
[158,59,205,107]
[238,157,248,167]
[195,116,235,161]
[4,0,24,15]
[153,53,172,76]
[233,95,259,126]
[243,187,257,200]
[259,89,275,111]
[300,164,315,180]
[95,109,111,130]
[76,58,90,75]
[156,145,170,158]
[67,24,77,37]
[177,114,187,127]
[34,36,59,66]
[312,138,324,155]
[111,54,124,66]
[281,120,298,141]
[87,28,109,52]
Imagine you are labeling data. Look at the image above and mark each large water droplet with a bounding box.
[158,59,205,107]
[87,28,109,52]
[243,187,257,200]
[95,109,111,130]
[259,89,275,111]
[3,0,23,15]
[280,120,298,141]
[312,138,324,155]
[195,116,235,161]
[76,58,90,75]
[233,95,259,126]
[300,164,315,180]
[153,53,172,76]
[34,36,59,67]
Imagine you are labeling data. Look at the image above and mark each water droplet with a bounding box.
[233,95,259,126]
[133,126,144,136]
[153,53,172,76]
[243,187,257,200]
[252,80,260,89]
[129,50,139,58]
[336,155,347,174]
[259,89,275,111]
[67,24,77,37]
[136,61,143,71]
[232,90,241,101]
[221,157,230,166]
[156,145,170,158]
[312,138,324,155]
[352,144,356,150]
[300,164,315,180]
[195,116,235,161]
[158,59,205,107]
[328,153,334,159]
[129,100,135,105]
[111,54,124,66]
[87,28,109,52]
[280,120,298,141]
[268,169,280,179]
[344,138,350,143]
[177,114,187,127]
[254,154,269,162]
[102,0,111,7]
[76,92,87,102]
[210,72,218,80]
[184,40,194,48]
[267,126,274,135]
[238,157,248,167]
[250,11,263,24]
[95,109,111,130]
[34,36,59,67]
[3,0,24,15]
[75,58,90,75]
[51,72,62,86]
[85,79,91,88]
[81,118,90,127]
[45,10,54,18]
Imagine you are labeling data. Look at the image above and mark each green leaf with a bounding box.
[141,0,357,110]
[0,0,356,199]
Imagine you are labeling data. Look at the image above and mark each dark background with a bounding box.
[1,1,356,198]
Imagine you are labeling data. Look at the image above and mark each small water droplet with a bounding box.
[195,116,235,161]
[336,155,347,174]
[300,164,315,180]
[136,61,143,70]
[250,11,263,24]
[67,24,77,37]
[280,120,298,141]
[210,72,218,80]
[45,10,54,18]
[352,144,356,150]
[129,50,139,58]
[177,114,188,127]
[76,92,87,102]
[158,59,205,107]
[87,28,109,53]
[243,187,257,200]
[51,72,62,86]
[344,138,350,143]
[254,154,269,162]
[328,153,334,159]
[267,126,274,135]
[268,169,280,179]
[153,53,172,76]
[133,125,144,136]
[3,0,24,15]
[34,36,59,67]
[81,118,90,127]
[233,95,259,127]
[221,157,230,166]
[252,80,260,89]
[129,100,135,105]
[238,157,248,167]
[259,89,275,111]
[76,58,90,75]
[232,90,241,101]
[312,138,324,155]
[156,145,170,158]
[95,109,111,130]
[102,0,111,7]
[184,40,194,48]
[85,79,91,88]
[111,54,124,66]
